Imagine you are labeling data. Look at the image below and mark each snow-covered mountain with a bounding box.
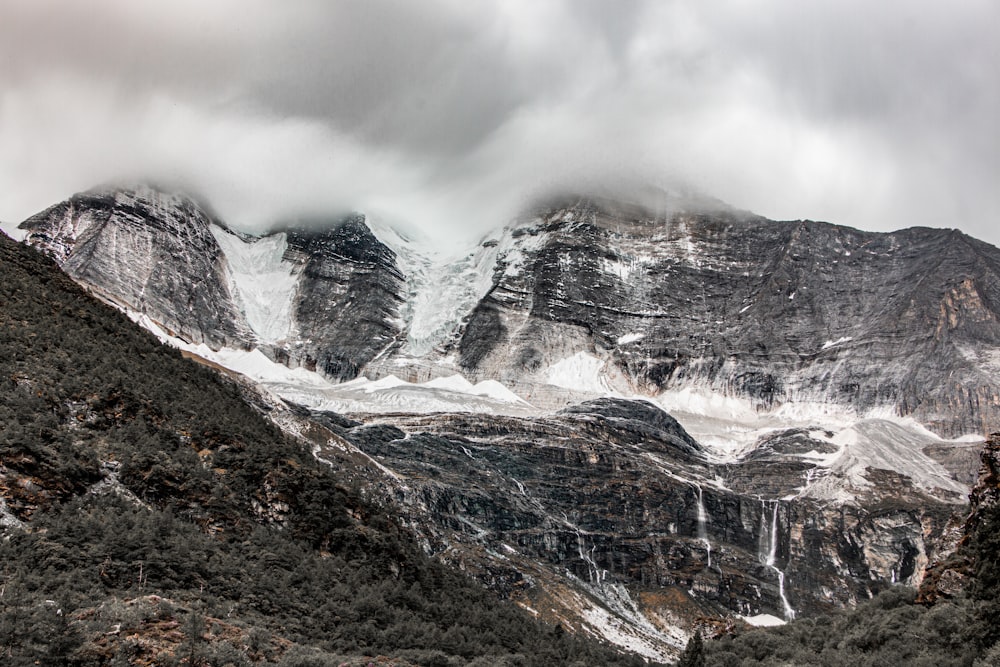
[23,184,1000,439]
[16,183,996,657]
[441,196,1000,439]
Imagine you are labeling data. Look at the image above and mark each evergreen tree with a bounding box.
[676,631,704,667]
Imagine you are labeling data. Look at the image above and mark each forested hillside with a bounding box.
[0,234,645,665]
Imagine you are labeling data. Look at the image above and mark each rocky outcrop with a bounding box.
[308,398,965,657]
[19,185,253,348]
[918,432,1000,602]
[21,188,1000,436]
[21,187,406,382]
[274,220,405,380]
[454,198,1000,437]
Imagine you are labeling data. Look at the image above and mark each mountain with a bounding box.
[0,231,643,665]
[293,398,964,659]
[14,183,997,658]
[697,432,1000,665]
[19,185,254,348]
[445,196,1000,438]
[21,187,407,383]
[21,186,1000,438]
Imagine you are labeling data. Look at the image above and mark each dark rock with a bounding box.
[456,200,1000,437]
[19,185,253,348]
[278,217,405,381]
[323,401,962,628]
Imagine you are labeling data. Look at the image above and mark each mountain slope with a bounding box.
[22,186,1000,438]
[451,197,1000,436]
[297,397,965,659]
[19,185,254,349]
[20,187,407,383]
[0,233,644,665]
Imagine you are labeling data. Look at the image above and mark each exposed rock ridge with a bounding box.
[273,218,406,380]
[20,187,407,382]
[918,432,1000,603]
[19,186,1000,436]
[454,199,1000,437]
[19,185,253,349]
[320,398,963,656]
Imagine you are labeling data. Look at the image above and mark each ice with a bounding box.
[421,375,474,392]
[210,226,298,342]
[741,613,786,627]
[821,336,854,350]
[280,374,532,416]
[546,351,612,393]
[616,332,644,345]
[367,215,506,357]
[361,375,410,393]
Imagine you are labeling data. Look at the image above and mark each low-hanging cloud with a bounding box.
[1,0,997,248]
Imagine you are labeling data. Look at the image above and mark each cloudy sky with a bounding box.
[1,0,997,246]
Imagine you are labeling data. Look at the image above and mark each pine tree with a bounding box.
[676,631,704,667]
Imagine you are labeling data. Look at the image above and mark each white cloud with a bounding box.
[0,1,997,247]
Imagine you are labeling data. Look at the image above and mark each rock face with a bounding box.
[20,185,253,348]
[275,220,405,380]
[17,185,993,659]
[21,186,405,381]
[453,197,1000,437]
[303,398,964,659]
[919,432,1000,602]
[20,187,1000,436]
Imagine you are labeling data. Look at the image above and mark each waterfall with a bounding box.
[695,483,712,569]
[575,528,601,584]
[761,501,796,620]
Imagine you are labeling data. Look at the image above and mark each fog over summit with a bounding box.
[1,1,997,247]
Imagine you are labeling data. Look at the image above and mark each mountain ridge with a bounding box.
[18,184,1000,438]
[9,184,999,659]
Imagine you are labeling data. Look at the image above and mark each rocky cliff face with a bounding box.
[918,432,1000,602]
[453,197,1000,437]
[19,185,254,348]
[298,398,965,659]
[274,220,405,380]
[16,185,993,659]
[21,186,405,382]
[21,188,1000,437]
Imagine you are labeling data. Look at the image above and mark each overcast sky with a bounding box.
[1,0,997,247]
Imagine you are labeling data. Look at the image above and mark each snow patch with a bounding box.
[803,419,970,503]
[210,226,298,342]
[368,214,507,357]
[602,256,648,282]
[616,332,644,345]
[741,613,786,627]
[546,352,611,394]
[821,336,853,350]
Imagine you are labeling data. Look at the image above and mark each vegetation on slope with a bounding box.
[0,235,646,666]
